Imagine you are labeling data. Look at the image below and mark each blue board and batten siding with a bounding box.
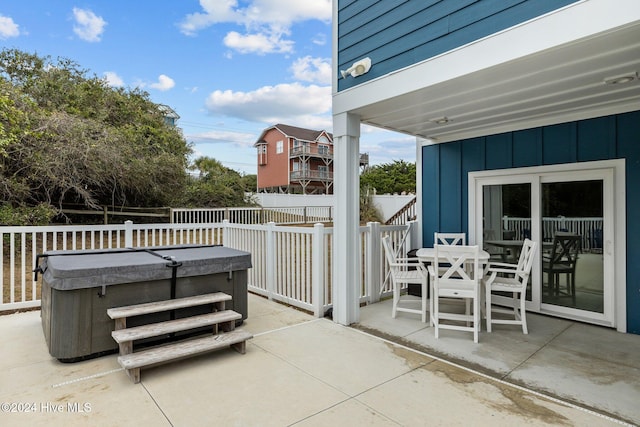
[421,110,640,333]
[337,0,579,91]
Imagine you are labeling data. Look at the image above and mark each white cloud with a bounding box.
[242,0,332,26]
[205,82,331,124]
[72,8,106,42]
[0,15,20,39]
[312,33,326,46]
[291,56,331,85]
[149,74,175,91]
[223,30,293,55]
[179,0,241,36]
[180,0,331,55]
[103,71,124,87]
[187,129,256,148]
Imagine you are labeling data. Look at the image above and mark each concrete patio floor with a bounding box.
[357,297,640,426]
[0,293,637,426]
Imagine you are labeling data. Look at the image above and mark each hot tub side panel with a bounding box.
[43,270,249,361]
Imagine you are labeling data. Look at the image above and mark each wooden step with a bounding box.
[107,292,232,320]
[111,310,241,343]
[118,330,253,383]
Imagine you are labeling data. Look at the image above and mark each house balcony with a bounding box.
[290,145,333,159]
[290,170,333,181]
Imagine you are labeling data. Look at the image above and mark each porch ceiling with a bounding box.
[351,22,640,143]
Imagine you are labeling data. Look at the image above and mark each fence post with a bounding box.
[407,220,419,251]
[221,220,229,247]
[265,222,276,300]
[312,223,325,317]
[124,220,133,247]
[367,222,382,303]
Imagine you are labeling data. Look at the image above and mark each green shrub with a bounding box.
[0,203,57,226]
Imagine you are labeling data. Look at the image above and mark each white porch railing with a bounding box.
[502,216,604,251]
[1,220,414,315]
[170,206,333,225]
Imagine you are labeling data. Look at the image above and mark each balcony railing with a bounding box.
[290,145,333,158]
[290,170,333,181]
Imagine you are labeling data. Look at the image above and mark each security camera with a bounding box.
[340,57,372,79]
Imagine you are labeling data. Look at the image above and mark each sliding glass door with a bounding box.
[472,164,617,327]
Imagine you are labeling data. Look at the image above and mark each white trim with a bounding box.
[331,112,362,325]
[415,138,425,248]
[468,159,626,332]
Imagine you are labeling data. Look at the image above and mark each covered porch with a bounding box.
[1,293,638,426]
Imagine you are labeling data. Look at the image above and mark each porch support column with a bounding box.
[332,112,361,325]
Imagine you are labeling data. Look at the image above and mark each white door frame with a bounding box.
[468,159,626,332]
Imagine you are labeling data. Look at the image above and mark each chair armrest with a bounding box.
[395,257,420,262]
[487,267,524,275]
[485,262,523,278]
[390,261,424,268]
[487,261,517,270]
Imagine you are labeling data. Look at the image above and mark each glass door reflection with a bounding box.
[482,183,532,300]
[541,180,604,313]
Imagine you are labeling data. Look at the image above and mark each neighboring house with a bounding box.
[254,124,333,194]
[158,104,180,127]
[331,0,640,335]
[255,124,365,195]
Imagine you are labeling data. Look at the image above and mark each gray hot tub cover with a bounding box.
[39,245,252,290]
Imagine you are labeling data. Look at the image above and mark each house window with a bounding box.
[276,140,284,154]
[319,145,329,155]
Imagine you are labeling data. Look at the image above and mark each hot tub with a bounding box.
[37,245,251,362]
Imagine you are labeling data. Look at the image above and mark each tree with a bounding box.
[179,157,255,207]
[360,160,416,194]
[0,49,190,216]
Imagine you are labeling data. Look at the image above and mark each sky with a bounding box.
[0,0,416,175]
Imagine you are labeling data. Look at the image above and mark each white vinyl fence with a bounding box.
[1,220,414,315]
[171,206,333,225]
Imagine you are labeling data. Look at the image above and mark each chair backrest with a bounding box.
[549,232,580,265]
[515,239,537,284]
[381,236,397,267]
[433,244,479,288]
[434,232,466,246]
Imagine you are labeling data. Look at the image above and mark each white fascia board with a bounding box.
[333,0,640,115]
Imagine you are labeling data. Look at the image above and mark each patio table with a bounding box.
[416,247,491,265]
[416,247,491,281]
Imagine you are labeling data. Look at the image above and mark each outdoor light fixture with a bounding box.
[430,116,450,125]
[603,72,638,85]
[340,57,372,79]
